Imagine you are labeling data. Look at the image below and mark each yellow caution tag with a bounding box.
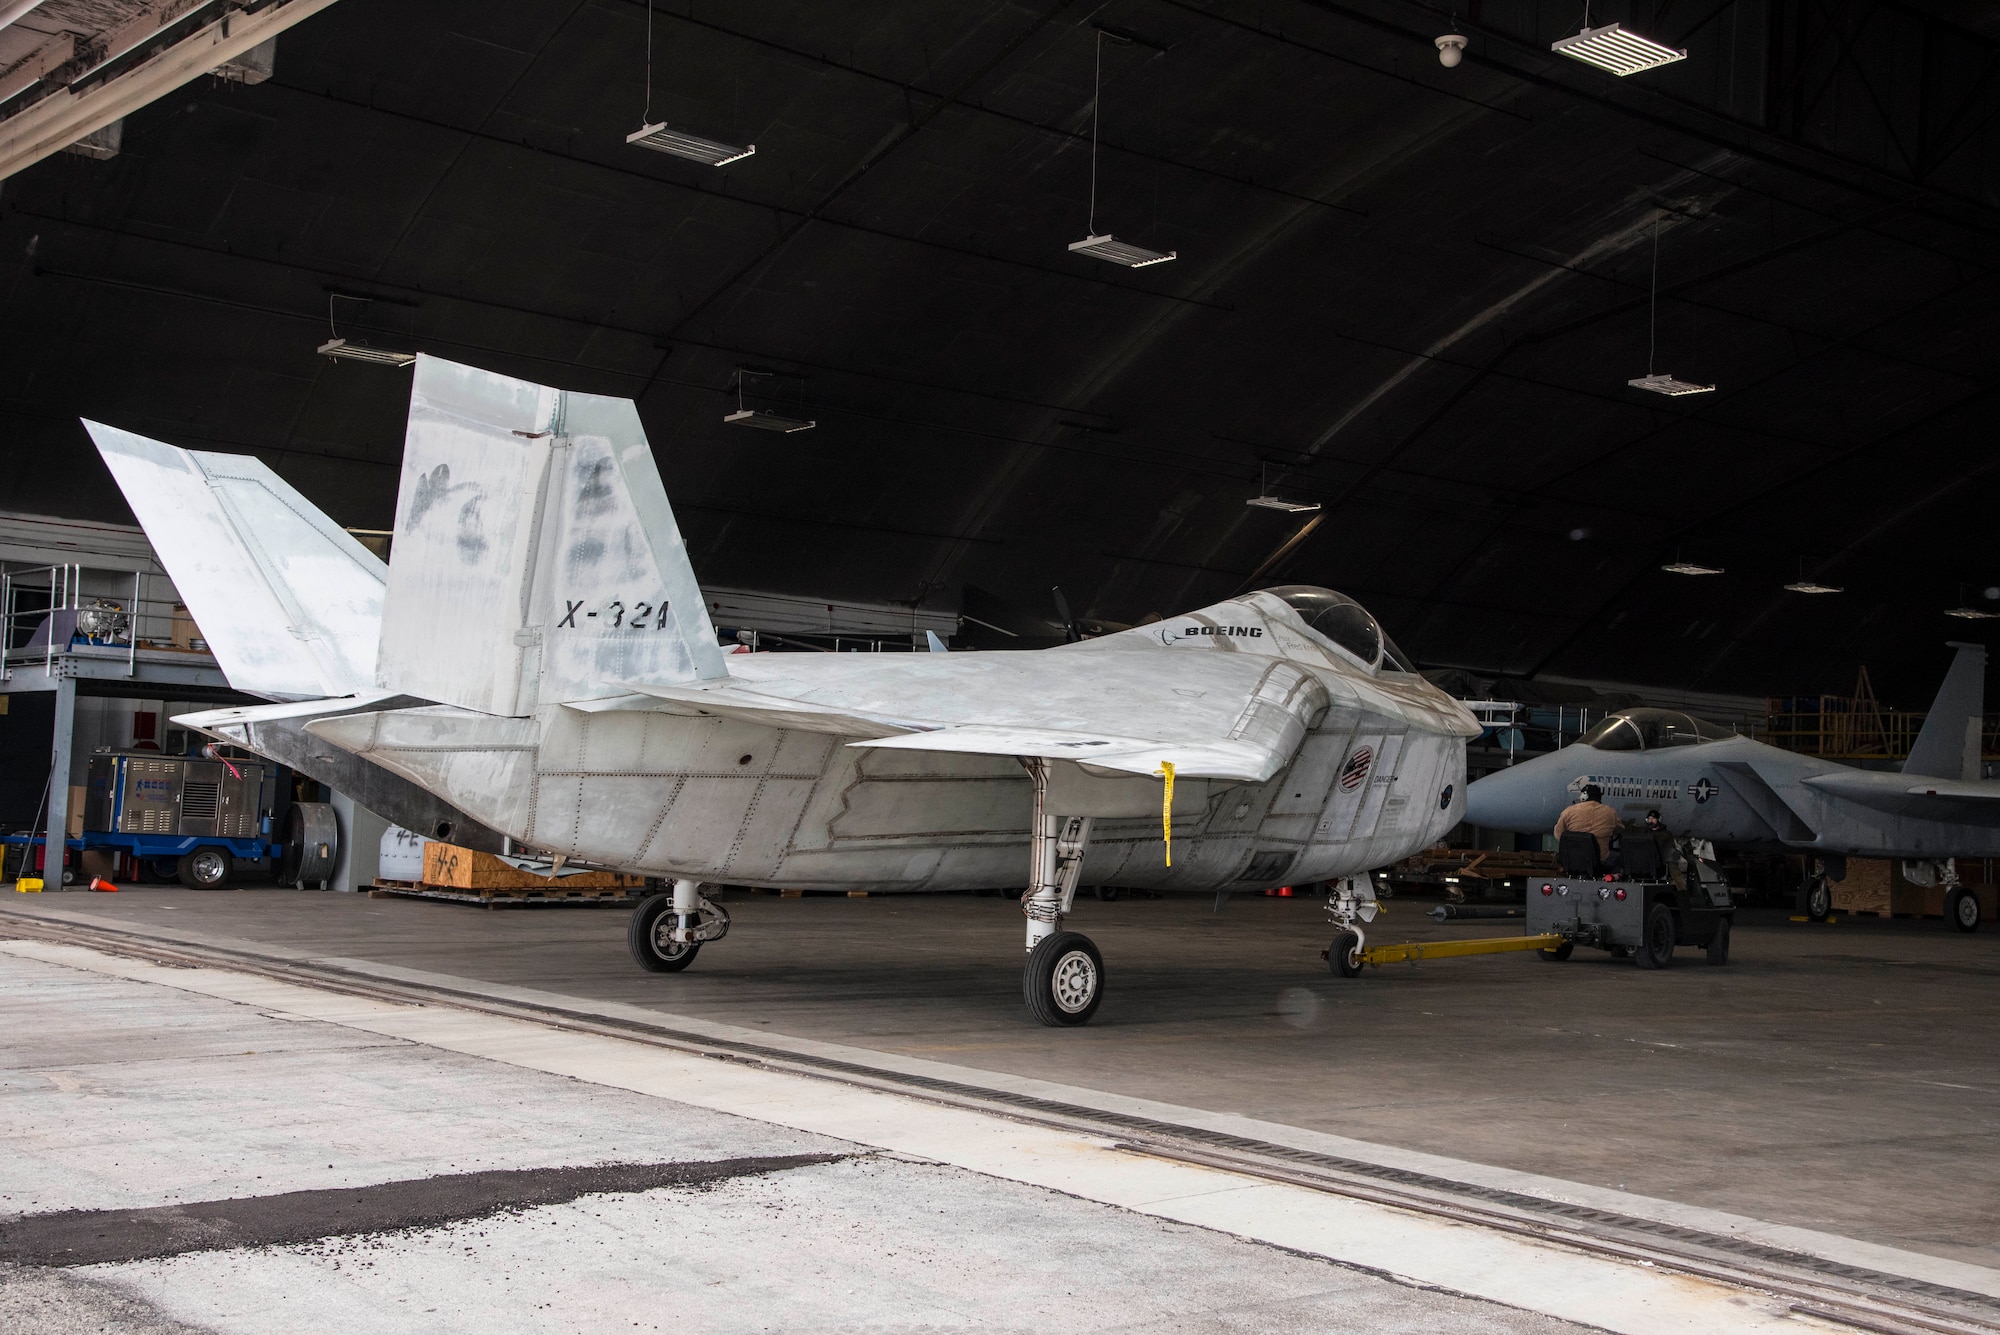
[1156,761,1175,866]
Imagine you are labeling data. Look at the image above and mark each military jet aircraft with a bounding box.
[88,356,1479,1024]
[1465,645,1996,932]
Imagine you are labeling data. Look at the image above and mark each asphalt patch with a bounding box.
[1,1154,848,1267]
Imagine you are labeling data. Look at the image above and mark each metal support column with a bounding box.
[44,674,75,888]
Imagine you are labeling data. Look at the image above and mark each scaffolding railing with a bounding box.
[0,563,202,679]
[1764,697,2000,761]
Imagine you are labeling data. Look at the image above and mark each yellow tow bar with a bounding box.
[1358,933,1567,967]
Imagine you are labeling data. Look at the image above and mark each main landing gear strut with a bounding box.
[1020,758,1101,1025]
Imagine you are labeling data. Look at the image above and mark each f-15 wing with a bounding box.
[1802,770,2000,824]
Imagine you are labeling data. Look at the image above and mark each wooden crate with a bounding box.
[420,841,642,891]
[1831,858,1892,915]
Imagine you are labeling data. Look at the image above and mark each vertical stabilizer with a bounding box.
[1904,642,1986,780]
[86,422,385,699]
[377,357,724,716]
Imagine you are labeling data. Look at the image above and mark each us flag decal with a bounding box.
[1338,745,1373,792]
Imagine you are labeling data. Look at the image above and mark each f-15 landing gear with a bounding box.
[1020,759,1100,1025]
[629,878,730,973]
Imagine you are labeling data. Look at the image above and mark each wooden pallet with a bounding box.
[368,878,637,908]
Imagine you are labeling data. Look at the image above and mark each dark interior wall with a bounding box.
[0,0,1996,706]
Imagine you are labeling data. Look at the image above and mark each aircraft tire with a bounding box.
[1635,905,1676,969]
[1538,941,1574,962]
[628,893,702,973]
[1704,916,1731,965]
[176,848,231,890]
[1805,878,1832,922]
[1329,930,1364,977]
[1946,887,1981,934]
[1094,885,1121,902]
[1025,931,1103,1025]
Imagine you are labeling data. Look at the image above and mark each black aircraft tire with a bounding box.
[628,894,702,973]
[1636,905,1676,969]
[1538,942,1574,962]
[1329,930,1364,978]
[1805,879,1832,922]
[1095,885,1121,902]
[1024,931,1104,1026]
[176,848,231,889]
[1946,888,1981,934]
[1705,916,1731,966]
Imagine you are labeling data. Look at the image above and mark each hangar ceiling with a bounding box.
[1,0,1996,703]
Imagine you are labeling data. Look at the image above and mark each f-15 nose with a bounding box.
[1464,753,1574,833]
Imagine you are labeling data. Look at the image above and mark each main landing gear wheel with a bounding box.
[1327,929,1364,978]
[1024,931,1103,1026]
[1705,917,1732,965]
[628,893,702,973]
[1805,878,1832,922]
[1636,905,1677,970]
[1538,941,1574,962]
[177,847,230,889]
[1946,887,1981,934]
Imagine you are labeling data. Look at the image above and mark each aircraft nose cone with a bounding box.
[1464,756,1570,833]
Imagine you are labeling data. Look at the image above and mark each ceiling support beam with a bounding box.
[0,0,341,182]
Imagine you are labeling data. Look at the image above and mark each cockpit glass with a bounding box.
[1578,717,1642,750]
[1579,707,1734,751]
[1262,585,1386,669]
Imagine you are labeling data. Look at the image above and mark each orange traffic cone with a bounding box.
[88,877,119,893]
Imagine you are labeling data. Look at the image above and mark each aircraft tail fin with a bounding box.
[1903,642,1986,780]
[86,422,386,699]
[377,357,725,716]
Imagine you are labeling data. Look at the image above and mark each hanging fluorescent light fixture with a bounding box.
[1945,607,2000,620]
[626,1,753,166]
[1662,561,1723,576]
[724,408,814,433]
[1627,216,1713,396]
[1246,495,1319,513]
[1069,234,1176,268]
[1067,31,1176,269]
[1553,23,1686,76]
[317,294,415,367]
[627,123,754,165]
[1784,580,1842,594]
[725,368,814,433]
[1628,372,1714,396]
[1246,463,1320,512]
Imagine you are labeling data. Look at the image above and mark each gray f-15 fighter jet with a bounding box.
[88,356,1480,1024]
[1465,645,1995,931]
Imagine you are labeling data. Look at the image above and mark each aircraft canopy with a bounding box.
[1579,707,1736,751]
[1263,585,1417,674]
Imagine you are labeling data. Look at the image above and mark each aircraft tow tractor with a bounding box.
[1323,833,1737,976]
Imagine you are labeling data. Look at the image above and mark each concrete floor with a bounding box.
[0,946,1602,1335]
[6,885,1998,1273]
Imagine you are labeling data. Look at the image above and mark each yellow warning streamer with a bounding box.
[1157,761,1175,866]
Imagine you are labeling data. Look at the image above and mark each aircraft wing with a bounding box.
[849,726,1279,783]
[594,680,923,737]
[1802,770,2000,824]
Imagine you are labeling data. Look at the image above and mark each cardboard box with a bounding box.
[420,841,641,891]
[170,604,206,651]
[67,786,85,838]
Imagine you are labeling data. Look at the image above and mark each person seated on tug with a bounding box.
[1554,784,1622,872]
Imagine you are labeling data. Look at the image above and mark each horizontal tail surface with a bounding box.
[378,357,724,716]
[87,422,385,699]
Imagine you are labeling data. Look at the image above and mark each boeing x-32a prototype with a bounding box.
[89,356,1480,1023]
[1466,645,1996,932]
